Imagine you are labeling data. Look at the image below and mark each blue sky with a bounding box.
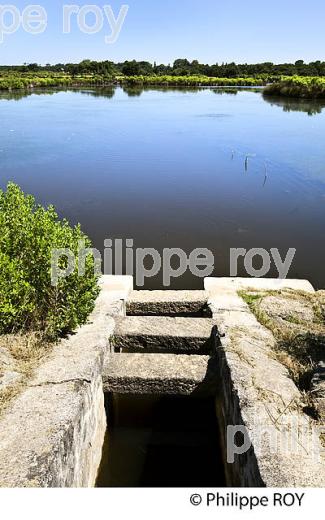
[1,0,325,65]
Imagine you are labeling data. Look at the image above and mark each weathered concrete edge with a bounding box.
[103,353,218,396]
[205,277,315,294]
[0,275,132,488]
[126,290,211,316]
[206,278,325,487]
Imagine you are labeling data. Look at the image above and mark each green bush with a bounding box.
[263,76,325,99]
[0,183,99,338]
[121,75,266,87]
[0,72,115,91]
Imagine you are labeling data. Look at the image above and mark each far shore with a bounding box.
[1,73,325,99]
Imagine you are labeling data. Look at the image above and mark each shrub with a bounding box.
[0,183,99,338]
[263,76,325,99]
[120,75,266,87]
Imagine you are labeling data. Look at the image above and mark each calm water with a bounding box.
[1,86,325,289]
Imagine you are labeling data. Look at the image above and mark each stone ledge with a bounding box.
[103,353,218,395]
[205,277,315,294]
[127,290,210,316]
[208,278,325,487]
[98,275,133,295]
[112,316,215,354]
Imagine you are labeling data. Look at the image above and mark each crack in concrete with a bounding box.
[30,378,92,388]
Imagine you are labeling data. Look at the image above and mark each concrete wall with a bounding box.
[207,278,325,487]
[214,348,265,487]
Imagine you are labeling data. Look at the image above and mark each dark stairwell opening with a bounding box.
[96,392,226,487]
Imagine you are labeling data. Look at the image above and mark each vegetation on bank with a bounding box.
[2,58,325,94]
[0,71,268,91]
[2,70,325,98]
[120,75,265,87]
[264,76,325,99]
[0,183,99,339]
[2,58,325,77]
[0,72,115,91]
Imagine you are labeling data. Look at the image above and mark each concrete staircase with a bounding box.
[103,290,219,396]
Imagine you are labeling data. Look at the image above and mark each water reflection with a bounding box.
[0,89,60,102]
[122,85,206,96]
[122,86,144,97]
[0,86,117,101]
[78,87,115,99]
[262,94,325,115]
[1,86,325,116]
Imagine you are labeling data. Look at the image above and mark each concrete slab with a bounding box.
[103,353,218,395]
[204,277,315,294]
[113,316,216,354]
[127,290,211,316]
[99,275,133,296]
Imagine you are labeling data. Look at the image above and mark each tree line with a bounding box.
[1,59,325,77]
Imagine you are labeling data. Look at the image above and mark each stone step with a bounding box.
[103,353,218,395]
[112,316,216,355]
[126,290,211,317]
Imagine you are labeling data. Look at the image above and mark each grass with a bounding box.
[0,333,51,416]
